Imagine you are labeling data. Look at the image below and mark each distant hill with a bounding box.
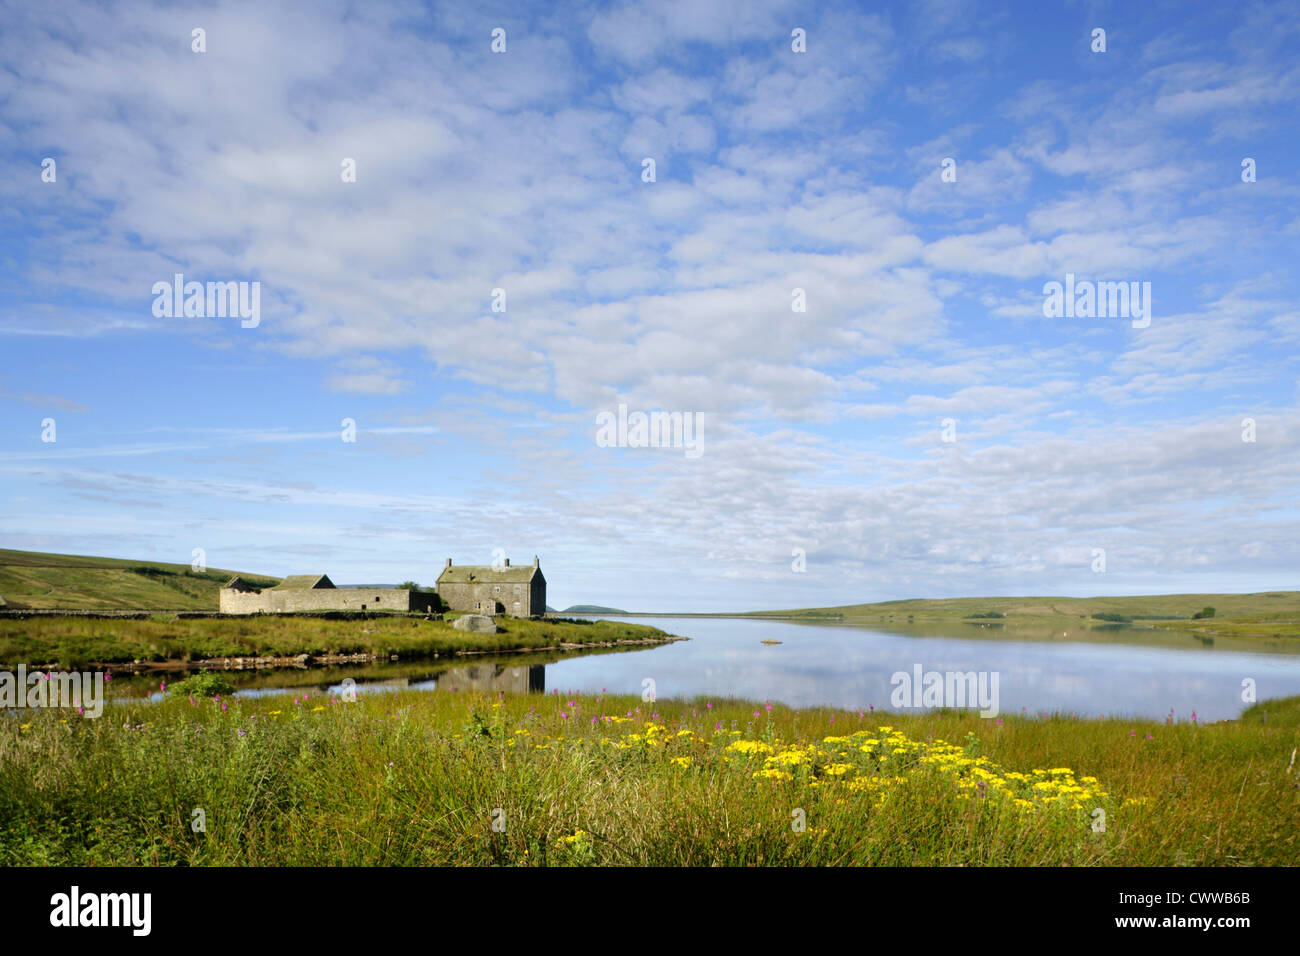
[562,604,628,614]
[0,548,279,611]
[743,592,1300,640]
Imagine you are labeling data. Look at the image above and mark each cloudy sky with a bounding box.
[1,0,1297,611]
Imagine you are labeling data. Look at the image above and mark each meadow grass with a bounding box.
[0,614,675,669]
[2,687,1296,866]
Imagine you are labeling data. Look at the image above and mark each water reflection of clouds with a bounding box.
[106,620,1300,723]
[546,619,1300,721]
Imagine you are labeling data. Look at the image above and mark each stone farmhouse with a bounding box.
[435,556,545,617]
[218,557,546,617]
[219,574,440,615]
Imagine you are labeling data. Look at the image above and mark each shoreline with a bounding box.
[27,634,686,675]
[0,613,682,671]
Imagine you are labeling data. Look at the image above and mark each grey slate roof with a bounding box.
[436,565,539,584]
[272,574,336,590]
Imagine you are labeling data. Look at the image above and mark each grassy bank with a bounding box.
[0,614,678,669]
[1,689,1296,866]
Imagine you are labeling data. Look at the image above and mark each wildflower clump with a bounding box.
[717,725,1109,819]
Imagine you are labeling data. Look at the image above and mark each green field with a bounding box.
[2,688,1296,866]
[0,549,279,611]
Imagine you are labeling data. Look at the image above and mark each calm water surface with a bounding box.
[119,617,1300,721]
[544,617,1300,721]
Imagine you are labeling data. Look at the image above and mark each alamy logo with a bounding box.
[1042,273,1151,328]
[890,665,1000,718]
[152,273,261,328]
[49,886,151,936]
[0,665,104,717]
[595,403,704,458]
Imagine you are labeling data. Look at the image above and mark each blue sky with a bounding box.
[1,0,1297,611]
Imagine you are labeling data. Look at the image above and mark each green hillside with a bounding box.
[562,604,628,614]
[746,592,1300,641]
[0,549,279,611]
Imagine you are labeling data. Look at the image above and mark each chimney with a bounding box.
[445,558,451,569]
[533,555,539,568]
[504,558,510,567]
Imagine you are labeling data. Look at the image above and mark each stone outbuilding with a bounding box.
[219,573,440,614]
[435,556,545,618]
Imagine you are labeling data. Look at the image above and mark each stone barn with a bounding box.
[435,556,545,618]
[219,574,440,614]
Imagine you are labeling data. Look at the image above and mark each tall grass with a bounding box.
[2,689,1296,866]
